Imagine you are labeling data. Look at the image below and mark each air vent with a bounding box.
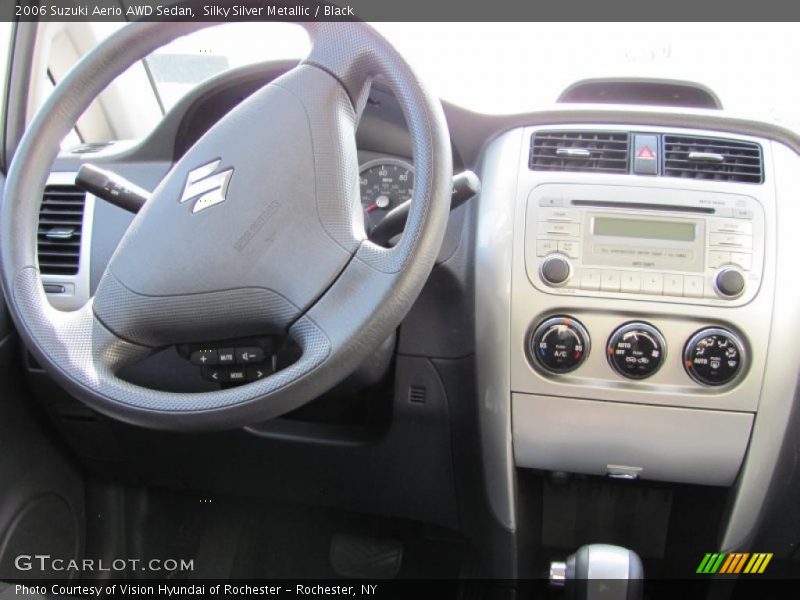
[530,131,630,174]
[408,385,427,404]
[663,135,763,183]
[37,185,86,275]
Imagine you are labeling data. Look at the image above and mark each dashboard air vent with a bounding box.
[530,131,630,174]
[37,185,86,275]
[663,135,763,183]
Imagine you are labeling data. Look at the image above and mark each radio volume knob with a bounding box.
[714,267,745,298]
[540,254,572,287]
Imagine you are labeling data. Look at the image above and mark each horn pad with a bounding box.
[93,66,362,347]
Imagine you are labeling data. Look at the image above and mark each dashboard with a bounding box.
[27,61,800,563]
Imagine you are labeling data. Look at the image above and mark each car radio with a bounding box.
[524,183,765,305]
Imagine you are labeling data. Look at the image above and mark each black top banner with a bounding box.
[4,0,800,22]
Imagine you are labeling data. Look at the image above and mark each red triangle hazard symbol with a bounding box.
[637,146,655,160]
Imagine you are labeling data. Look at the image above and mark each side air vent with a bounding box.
[530,131,630,174]
[38,185,86,275]
[663,135,763,183]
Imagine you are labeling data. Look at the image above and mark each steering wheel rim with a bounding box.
[0,22,452,430]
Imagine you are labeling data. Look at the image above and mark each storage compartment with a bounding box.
[512,393,753,486]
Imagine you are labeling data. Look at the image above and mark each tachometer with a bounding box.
[359,159,415,231]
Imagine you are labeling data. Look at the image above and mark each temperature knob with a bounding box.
[684,328,746,386]
[607,322,667,379]
[529,316,590,374]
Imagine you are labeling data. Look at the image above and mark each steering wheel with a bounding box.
[0,23,452,430]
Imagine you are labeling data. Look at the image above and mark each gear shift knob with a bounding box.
[550,544,643,600]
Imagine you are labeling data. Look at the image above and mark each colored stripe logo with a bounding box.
[696,552,773,574]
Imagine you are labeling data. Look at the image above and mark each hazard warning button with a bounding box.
[633,134,658,175]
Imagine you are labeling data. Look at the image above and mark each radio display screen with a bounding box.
[593,217,696,242]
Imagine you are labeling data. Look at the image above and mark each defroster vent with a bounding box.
[663,135,763,183]
[37,185,86,275]
[530,131,630,174]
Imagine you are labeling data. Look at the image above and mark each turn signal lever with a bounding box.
[75,164,151,213]
[369,170,480,246]
[550,544,644,600]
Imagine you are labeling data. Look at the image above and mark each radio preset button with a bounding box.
[663,274,684,296]
[729,252,753,270]
[540,254,572,286]
[537,239,558,256]
[600,270,621,292]
[537,222,580,237]
[580,269,602,291]
[710,232,752,249]
[641,273,664,295]
[684,275,704,298]
[607,322,667,380]
[557,240,581,258]
[620,271,642,293]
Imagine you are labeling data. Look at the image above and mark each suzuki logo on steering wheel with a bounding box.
[180,159,234,214]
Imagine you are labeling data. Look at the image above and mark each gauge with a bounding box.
[359,158,415,231]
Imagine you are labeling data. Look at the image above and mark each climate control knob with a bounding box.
[714,266,746,298]
[529,316,590,374]
[684,328,746,386]
[607,322,666,379]
[539,254,572,287]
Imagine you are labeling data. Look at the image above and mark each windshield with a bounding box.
[84,22,800,134]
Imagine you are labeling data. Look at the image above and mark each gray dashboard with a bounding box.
[28,61,800,558]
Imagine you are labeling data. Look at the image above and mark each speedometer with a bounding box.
[359,159,415,231]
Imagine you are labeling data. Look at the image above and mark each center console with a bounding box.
[476,123,780,533]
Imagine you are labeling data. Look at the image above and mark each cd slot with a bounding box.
[572,199,716,214]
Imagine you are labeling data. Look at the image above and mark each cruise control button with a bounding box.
[236,347,265,364]
[190,349,218,366]
[217,348,236,364]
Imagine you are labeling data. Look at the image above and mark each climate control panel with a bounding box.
[606,322,667,379]
[526,315,746,388]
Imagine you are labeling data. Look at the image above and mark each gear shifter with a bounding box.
[550,544,643,600]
